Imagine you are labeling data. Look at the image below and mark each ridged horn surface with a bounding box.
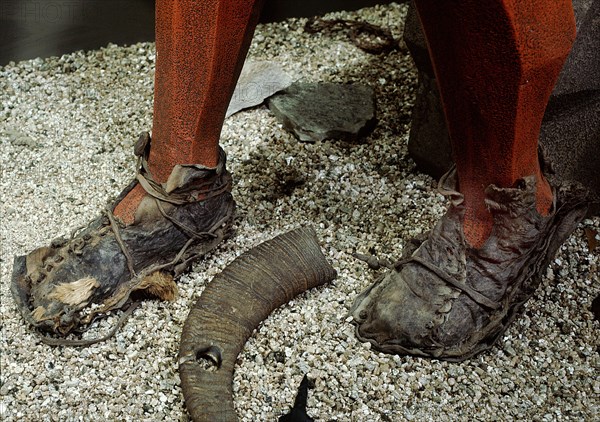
[179,226,337,422]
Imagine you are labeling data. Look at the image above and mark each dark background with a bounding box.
[0,0,396,65]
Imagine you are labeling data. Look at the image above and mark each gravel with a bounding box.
[1,3,598,421]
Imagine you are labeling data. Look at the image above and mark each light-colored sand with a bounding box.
[1,3,598,421]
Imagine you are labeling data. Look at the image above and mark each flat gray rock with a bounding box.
[268,82,376,142]
[226,60,293,118]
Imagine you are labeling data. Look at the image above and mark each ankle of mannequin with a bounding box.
[460,174,553,249]
[112,157,174,226]
[112,139,223,225]
[462,197,493,249]
[113,184,147,225]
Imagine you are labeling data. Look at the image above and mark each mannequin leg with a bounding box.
[414,0,575,248]
[114,0,264,224]
[351,1,589,360]
[11,0,265,337]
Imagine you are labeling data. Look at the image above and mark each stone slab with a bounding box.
[226,60,294,118]
[268,82,376,142]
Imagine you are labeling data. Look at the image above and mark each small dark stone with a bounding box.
[268,82,376,142]
[591,294,600,322]
[558,321,572,335]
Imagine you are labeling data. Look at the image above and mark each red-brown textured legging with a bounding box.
[114,0,263,224]
[414,0,575,247]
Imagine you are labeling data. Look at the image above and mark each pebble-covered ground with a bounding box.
[1,3,598,421]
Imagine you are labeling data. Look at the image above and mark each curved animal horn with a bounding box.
[179,226,336,422]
